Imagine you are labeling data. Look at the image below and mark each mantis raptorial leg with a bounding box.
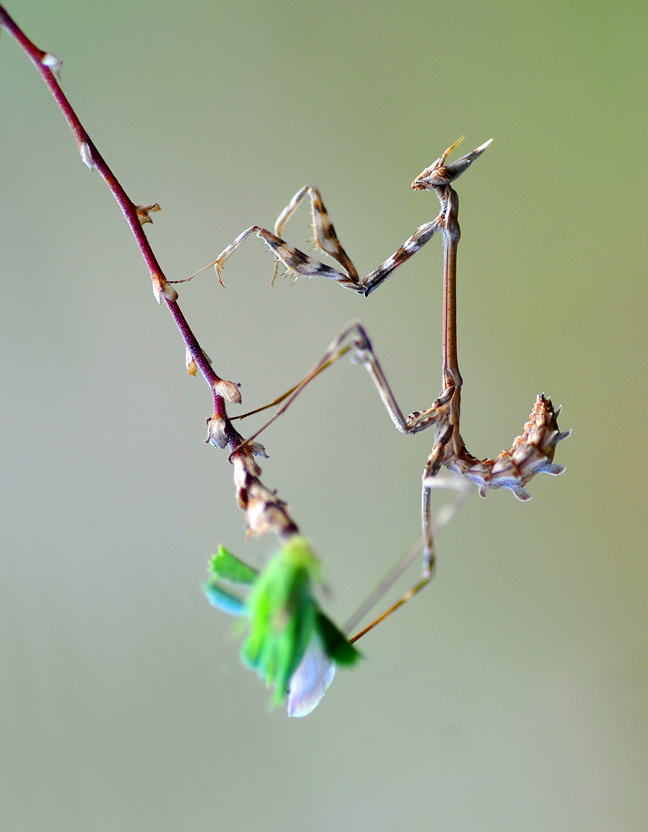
[189,136,487,295]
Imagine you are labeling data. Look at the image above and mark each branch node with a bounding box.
[136,203,161,226]
[214,378,242,405]
[41,51,62,78]
[78,140,95,171]
[186,346,212,375]
[205,414,228,449]
[151,273,178,303]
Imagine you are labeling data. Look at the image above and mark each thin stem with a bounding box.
[163,299,215,382]
[1,4,301,540]
[0,6,222,395]
[0,7,167,294]
[0,5,236,414]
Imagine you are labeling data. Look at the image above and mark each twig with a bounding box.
[0,4,300,541]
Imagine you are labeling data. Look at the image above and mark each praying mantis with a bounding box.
[199,136,571,640]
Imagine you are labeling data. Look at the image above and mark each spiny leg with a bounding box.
[188,139,492,295]
[231,321,448,459]
[225,319,468,641]
[217,225,352,287]
[360,218,443,295]
[272,184,446,296]
[346,475,474,643]
[272,185,359,285]
[185,185,362,291]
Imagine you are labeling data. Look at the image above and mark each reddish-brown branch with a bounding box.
[0,4,300,539]
[0,7,168,300]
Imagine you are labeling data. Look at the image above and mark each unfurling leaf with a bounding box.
[208,544,258,585]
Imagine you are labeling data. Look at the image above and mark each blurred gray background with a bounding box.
[1,1,646,830]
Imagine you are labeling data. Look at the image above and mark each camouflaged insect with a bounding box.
[208,137,570,630]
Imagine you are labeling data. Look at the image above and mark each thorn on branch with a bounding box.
[151,273,178,303]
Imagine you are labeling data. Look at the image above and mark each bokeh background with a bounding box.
[1,1,646,830]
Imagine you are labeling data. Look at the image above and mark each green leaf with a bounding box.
[208,544,258,585]
[316,612,361,666]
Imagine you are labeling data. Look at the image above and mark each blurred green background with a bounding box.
[1,1,646,829]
